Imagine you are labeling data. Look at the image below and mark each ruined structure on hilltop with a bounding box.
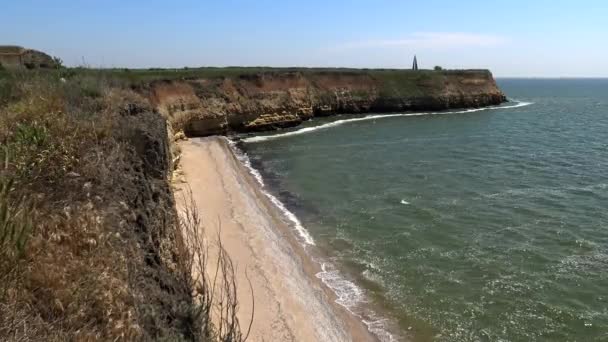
[0,45,57,69]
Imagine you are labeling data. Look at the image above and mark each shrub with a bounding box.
[52,56,64,69]
[434,65,443,71]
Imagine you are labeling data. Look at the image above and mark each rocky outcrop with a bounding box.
[149,69,507,136]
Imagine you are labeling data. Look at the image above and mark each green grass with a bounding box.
[0,66,491,95]
[19,65,488,86]
[0,173,35,261]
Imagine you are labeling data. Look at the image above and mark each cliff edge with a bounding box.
[149,69,506,136]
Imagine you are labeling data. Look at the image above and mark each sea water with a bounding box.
[239,79,608,341]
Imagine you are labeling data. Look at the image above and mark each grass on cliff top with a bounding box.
[0,67,492,105]
[0,69,251,341]
[17,65,490,87]
[0,70,185,341]
[0,66,491,99]
[0,67,493,108]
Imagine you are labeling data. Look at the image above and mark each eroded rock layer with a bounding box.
[149,69,507,136]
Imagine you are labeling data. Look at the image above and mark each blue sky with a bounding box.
[1,0,606,77]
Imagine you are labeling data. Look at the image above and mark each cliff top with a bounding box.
[82,66,493,81]
[65,67,495,97]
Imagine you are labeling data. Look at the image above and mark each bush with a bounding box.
[52,56,64,69]
[434,65,443,71]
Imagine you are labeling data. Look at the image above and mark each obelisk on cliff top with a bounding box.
[412,55,419,70]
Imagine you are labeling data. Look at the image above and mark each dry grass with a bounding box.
[0,71,151,341]
[178,190,253,342]
[0,69,249,341]
[0,160,35,262]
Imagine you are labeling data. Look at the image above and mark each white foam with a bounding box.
[400,199,410,205]
[242,114,402,143]
[316,262,397,342]
[316,262,366,307]
[242,101,534,143]
[226,137,396,341]
[227,138,266,186]
[263,192,315,245]
[226,138,315,245]
[502,100,534,109]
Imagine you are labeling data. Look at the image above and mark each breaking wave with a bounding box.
[225,137,397,341]
[316,262,398,342]
[242,101,533,143]
[226,138,315,245]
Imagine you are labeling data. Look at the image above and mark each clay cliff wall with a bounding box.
[148,69,507,136]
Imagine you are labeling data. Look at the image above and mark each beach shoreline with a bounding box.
[176,136,379,341]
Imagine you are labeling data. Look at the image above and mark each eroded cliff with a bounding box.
[149,69,506,136]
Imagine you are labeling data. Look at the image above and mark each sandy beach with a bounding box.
[176,137,376,342]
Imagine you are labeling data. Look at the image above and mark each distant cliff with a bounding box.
[148,69,507,136]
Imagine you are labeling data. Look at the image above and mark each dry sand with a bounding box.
[176,137,376,342]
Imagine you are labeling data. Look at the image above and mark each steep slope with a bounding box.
[149,69,506,136]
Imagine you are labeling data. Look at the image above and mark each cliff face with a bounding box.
[149,69,506,136]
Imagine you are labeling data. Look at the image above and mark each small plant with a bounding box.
[75,76,104,98]
[0,152,35,260]
[0,179,34,259]
[15,123,48,147]
[179,189,253,341]
[52,56,64,69]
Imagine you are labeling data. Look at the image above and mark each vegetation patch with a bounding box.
[0,70,249,341]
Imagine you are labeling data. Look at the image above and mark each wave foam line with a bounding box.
[226,137,397,341]
[226,138,315,245]
[316,262,397,342]
[242,101,533,143]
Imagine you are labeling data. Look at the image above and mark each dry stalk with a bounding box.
[178,188,253,341]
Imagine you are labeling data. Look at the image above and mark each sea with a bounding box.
[236,79,608,341]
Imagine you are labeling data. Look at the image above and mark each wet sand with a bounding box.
[176,137,376,342]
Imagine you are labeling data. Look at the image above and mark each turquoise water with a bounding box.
[241,79,608,341]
